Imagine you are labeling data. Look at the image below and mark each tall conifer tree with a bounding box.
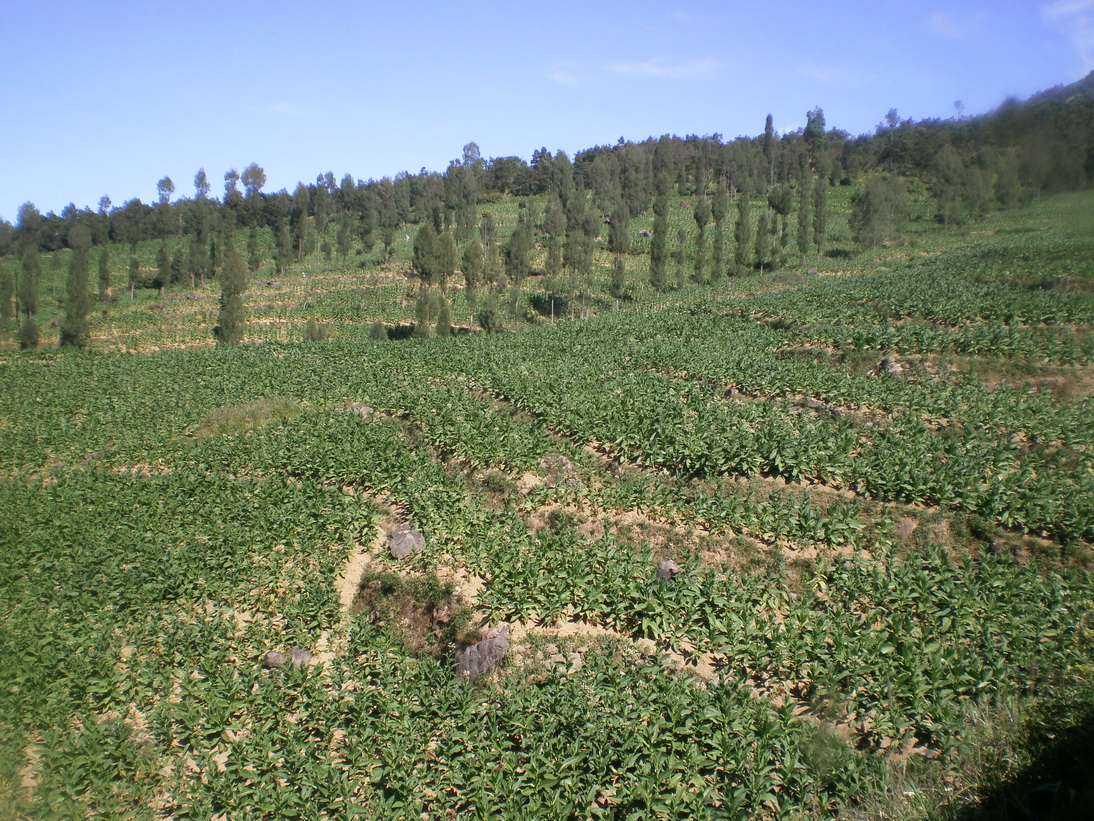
[1,266,13,327]
[711,180,728,282]
[813,179,828,254]
[19,244,41,348]
[214,234,247,346]
[734,191,752,274]
[60,224,92,348]
[797,173,813,257]
[693,196,711,284]
[649,201,668,291]
[98,246,111,299]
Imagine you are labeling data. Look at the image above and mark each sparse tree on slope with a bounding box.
[693,195,711,285]
[214,234,247,346]
[797,172,813,257]
[850,175,908,250]
[461,239,483,315]
[98,245,111,299]
[710,180,728,282]
[734,190,752,274]
[60,224,92,348]
[412,222,438,285]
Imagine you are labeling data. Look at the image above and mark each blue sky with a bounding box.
[1,0,1090,224]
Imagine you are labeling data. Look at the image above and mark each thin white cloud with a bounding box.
[1043,0,1094,71]
[267,102,308,117]
[799,63,863,87]
[929,11,968,40]
[607,57,720,81]
[547,62,585,87]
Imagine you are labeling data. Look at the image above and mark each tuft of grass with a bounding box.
[352,570,474,657]
[193,398,303,438]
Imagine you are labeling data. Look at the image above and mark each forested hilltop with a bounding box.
[0,72,1092,349]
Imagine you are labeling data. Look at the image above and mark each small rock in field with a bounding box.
[656,559,682,580]
[882,356,905,378]
[389,525,426,560]
[288,647,312,668]
[455,624,510,683]
[261,651,287,669]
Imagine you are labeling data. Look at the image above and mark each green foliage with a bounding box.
[1,166,1093,820]
[0,265,11,325]
[214,239,247,346]
[734,192,752,272]
[476,294,504,333]
[850,175,909,248]
[19,243,40,317]
[59,224,93,348]
[650,193,669,290]
[435,297,452,337]
[435,230,457,288]
[97,245,110,299]
[303,317,333,342]
[353,569,471,656]
[412,221,437,284]
[18,315,38,349]
[813,180,828,253]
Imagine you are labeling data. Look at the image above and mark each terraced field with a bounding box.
[1,190,1092,818]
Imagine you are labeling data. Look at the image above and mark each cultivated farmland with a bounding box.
[1,190,1093,819]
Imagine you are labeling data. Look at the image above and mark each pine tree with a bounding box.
[171,250,186,287]
[797,173,813,258]
[17,206,41,348]
[0,267,12,329]
[767,185,792,253]
[156,240,171,294]
[461,240,483,314]
[18,246,41,347]
[674,228,688,290]
[479,212,500,286]
[98,246,110,300]
[476,291,503,333]
[248,226,262,273]
[577,200,599,317]
[542,194,565,284]
[128,253,139,300]
[59,224,93,348]
[710,181,728,282]
[336,214,352,267]
[649,191,669,291]
[413,285,433,338]
[932,144,967,225]
[607,199,630,255]
[214,235,248,346]
[813,180,828,254]
[804,107,826,168]
[435,230,458,292]
[850,175,908,249]
[610,255,627,301]
[275,220,292,275]
[412,222,438,285]
[435,297,452,337]
[504,218,532,288]
[693,195,711,284]
[763,114,776,187]
[734,191,752,273]
[755,211,772,274]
